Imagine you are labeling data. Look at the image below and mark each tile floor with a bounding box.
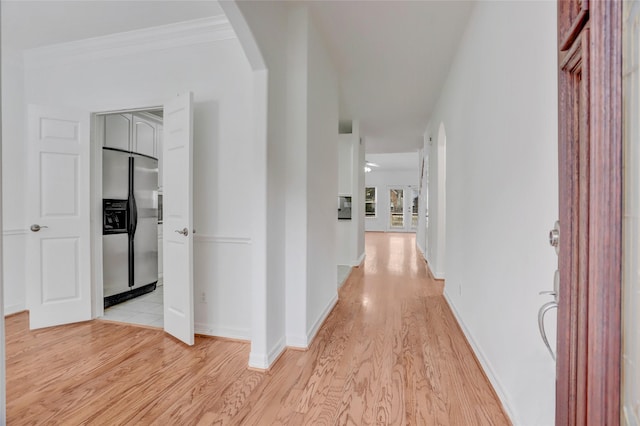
[102,285,163,328]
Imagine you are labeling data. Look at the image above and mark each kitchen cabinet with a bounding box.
[133,115,156,158]
[104,113,131,152]
[103,112,161,159]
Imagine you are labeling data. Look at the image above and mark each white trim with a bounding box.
[353,252,366,267]
[194,323,250,341]
[4,305,25,316]
[443,290,516,424]
[2,229,27,236]
[287,294,339,350]
[432,270,445,280]
[286,334,309,349]
[249,336,286,370]
[24,16,235,69]
[306,293,338,346]
[194,235,251,245]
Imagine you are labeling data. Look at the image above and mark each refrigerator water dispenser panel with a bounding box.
[103,199,129,235]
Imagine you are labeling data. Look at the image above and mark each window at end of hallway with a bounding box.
[365,187,377,217]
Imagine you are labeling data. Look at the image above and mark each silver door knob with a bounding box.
[175,227,189,236]
[30,224,48,232]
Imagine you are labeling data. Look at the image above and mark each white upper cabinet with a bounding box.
[103,112,161,159]
[104,113,132,152]
[133,115,157,158]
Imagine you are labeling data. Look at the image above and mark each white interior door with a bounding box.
[162,92,194,345]
[26,105,91,329]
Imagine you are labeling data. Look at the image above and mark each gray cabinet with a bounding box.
[103,112,161,159]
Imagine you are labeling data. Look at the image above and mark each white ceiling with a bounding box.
[1,0,474,155]
[309,0,474,154]
[366,152,419,172]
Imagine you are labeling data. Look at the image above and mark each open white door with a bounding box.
[26,105,91,329]
[162,92,194,345]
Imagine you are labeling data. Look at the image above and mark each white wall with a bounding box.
[0,45,7,424]
[337,122,365,267]
[284,3,310,348]
[305,12,339,340]
[364,169,419,232]
[424,2,558,424]
[226,1,339,363]
[416,144,429,258]
[226,0,288,368]
[1,48,27,315]
[282,4,339,347]
[22,19,255,340]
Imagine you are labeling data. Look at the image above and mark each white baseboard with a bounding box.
[286,293,339,350]
[286,334,309,349]
[306,293,338,345]
[248,352,268,369]
[194,323,250,341]
[352,252,366,267]
[433,271,445,280]
[249,336,286,370]
[250,295,338,370]
[4,304,25,316]
[443,290,516,423]
[249,337,286,370]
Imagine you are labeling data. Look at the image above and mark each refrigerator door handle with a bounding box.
[130,193,138,237]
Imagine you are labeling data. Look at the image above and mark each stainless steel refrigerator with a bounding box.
[103,148,158,307]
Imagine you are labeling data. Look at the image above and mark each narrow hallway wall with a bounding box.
[424,2,558,424]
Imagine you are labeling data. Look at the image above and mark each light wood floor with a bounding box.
[6,232,510,425]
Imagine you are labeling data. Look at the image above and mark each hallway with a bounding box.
[6,232,509,424]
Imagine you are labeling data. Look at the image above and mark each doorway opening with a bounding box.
[94,108,164,329]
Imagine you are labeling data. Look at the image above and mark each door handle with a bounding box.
[175,228,189,236]
[30,224,48,232]
[538,301,557,361]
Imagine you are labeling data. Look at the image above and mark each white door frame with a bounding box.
[89,102,163,319]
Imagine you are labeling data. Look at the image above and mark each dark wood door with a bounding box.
[556,0,622,424]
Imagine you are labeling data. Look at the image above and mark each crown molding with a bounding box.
[24,15,235,69]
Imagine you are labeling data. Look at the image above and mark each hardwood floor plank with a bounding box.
[6,232,511,425]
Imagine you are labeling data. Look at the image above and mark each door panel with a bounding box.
[27,105,91,329]
[162,92,194,345]
[556,0,622,424]
[104,113,131,151]
[622,1,640,422]
[132,154,158,288]
[133,116,156,158]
